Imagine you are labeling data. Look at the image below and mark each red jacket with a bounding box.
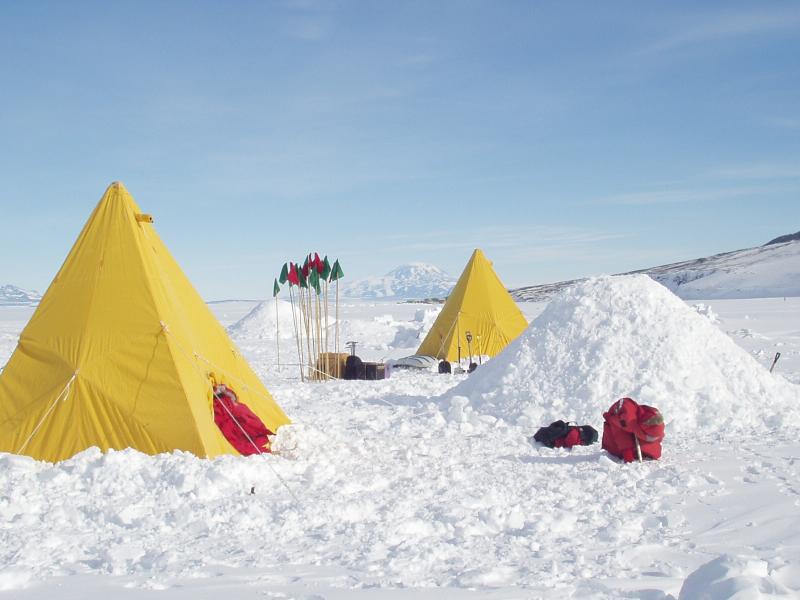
[213,385,273,455]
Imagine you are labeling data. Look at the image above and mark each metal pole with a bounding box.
[456,311,462,366]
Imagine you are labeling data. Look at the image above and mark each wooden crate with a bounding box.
[313,352,349,380]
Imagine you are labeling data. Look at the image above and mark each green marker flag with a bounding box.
[310,268,321,294]
[322,255,332,280]
[330,259,344,282]
[272,278,280,298]
[298,264,308,288]
[278,262,289,284]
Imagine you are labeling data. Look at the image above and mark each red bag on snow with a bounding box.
[602,397,664,462]
[213,384,274,455]
[531,421,599,449]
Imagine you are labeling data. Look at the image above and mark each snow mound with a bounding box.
[448,275,800,433]
[679,554,795,599]
[227,299,297,340]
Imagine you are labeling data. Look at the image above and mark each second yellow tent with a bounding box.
[417,249,527,362]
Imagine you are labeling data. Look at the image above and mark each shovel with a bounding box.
[769,352,781,373]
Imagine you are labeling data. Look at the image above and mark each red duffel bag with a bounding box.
[602,397,665,462]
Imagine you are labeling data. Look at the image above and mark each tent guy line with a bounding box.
[15,371,77,455]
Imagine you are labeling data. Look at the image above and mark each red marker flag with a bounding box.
[287,262,300,286]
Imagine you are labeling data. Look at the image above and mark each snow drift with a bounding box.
[227,298,297,340]
[449,275,800,434]
[679,554,795,599]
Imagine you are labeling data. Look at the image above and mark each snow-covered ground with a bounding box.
[1,284,799,599]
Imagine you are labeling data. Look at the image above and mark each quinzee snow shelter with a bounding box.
[417,249,527,362]
[0,182,290,462]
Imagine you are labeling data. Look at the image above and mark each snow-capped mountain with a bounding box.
[0,284,42,306]
[340,263,457,300]
[512,235,800,302]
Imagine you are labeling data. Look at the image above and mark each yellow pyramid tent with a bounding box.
[417,249,527,362]
[0,182,290,462]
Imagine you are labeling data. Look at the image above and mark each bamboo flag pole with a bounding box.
[323,277,330,380]
[330,258,343,379]
[317,254,324,378]
[335,277,340,378]
[298,284,305,370]
[306,280,314,378]
[323,254,333,380]
[288,285,304,382]
[315,285,322,378]
[272,278,281,372]
[303,275,314,380]
[311,256,321,377]
[275,294,280,371]
[302,285,312,380]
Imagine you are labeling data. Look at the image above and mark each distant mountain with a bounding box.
[0,284,42,306]
[340,263,457,300]
[766,231,800,245]
[512,236,800,302]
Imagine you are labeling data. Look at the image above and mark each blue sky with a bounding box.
[1,1,798,299]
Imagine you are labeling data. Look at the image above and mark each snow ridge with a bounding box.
[512,238,800,301]
[0,284,41,306]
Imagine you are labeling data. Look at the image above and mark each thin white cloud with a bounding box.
[707,163,800,180]
[281,0,327,9]
[646,9,800,53]
[598,184,787,206]
[763,117,800,130]
[284,17,331,41]
[377,226,628,254]
[396,51,443,68]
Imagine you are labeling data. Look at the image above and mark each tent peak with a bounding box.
[99,181,136,210]
[106,181,129,193]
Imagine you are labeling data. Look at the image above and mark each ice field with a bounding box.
[1,281,799,599]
